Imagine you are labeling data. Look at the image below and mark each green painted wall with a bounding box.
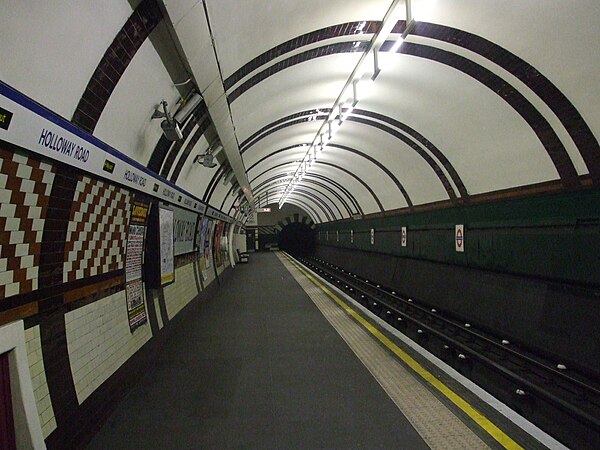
[317,188,600,286]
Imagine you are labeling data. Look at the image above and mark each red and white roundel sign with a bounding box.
[455,225,464,252]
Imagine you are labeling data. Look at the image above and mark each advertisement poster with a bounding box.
[173,205,198,256]
[126,280,146,330]
[204,219,214,269]
[197,217,208,254]
[125,224,145,283]
[125,200,148,331]
[159,206,175,284]
[214,221,224,267]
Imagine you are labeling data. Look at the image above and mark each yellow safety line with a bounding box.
[283,253,523,450]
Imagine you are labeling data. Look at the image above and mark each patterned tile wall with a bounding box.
[63,176,131,282]
[0,148,55,299]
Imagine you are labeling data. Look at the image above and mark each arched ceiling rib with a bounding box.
[222,170,361,217]
[249,174,353,218]
[244,142,406,205]
[248,160,384,213]
[173,1,600,223]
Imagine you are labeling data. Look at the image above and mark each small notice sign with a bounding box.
[401,227,407,247]
[455,224,464,252]
[350,230,354,243]
[370,228,375,245]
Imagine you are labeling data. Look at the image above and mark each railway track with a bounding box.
[296,255,600,449]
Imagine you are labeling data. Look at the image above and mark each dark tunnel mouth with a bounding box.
[278,222,316,256]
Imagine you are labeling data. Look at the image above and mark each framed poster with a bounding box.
[214,221,224,267]
[159,206,174,284]
[204,219,214,269]
[125,199,148,331]
[173,205,198,256]
[126,280,146,330]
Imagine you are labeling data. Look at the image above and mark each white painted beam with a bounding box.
[163,0,254,209]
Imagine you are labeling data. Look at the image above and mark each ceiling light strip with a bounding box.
[279,0,412,207]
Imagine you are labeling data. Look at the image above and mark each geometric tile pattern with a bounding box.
[63,176,131,282]
[0,148,55,299]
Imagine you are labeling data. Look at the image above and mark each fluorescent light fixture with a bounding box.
[372,49,381,80]
[279,0,414,207]
[389,35,404,53]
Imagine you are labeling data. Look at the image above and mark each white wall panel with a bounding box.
[169,0,221,93]
[94,40,180,165]
[231,54,361,142]
[163,263,199,319]
[65,290,152,404]
[337,123,450,207]
[365,55,558,194]
[0,0,132,119]
[419,0,600,168]
[206,0,390,78]
[24,326,56,438]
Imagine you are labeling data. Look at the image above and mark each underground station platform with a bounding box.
[85,252,567,450]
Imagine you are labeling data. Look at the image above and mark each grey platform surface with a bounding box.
[87,252,428,449]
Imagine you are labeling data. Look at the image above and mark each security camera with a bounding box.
[152,100,183,141]
[193,153,217,168]
[161,119,183,141]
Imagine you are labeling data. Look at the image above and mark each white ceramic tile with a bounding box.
[20,255,34,269]
[0,202,16,217]
[0,270,14,285]
[27,206,42,219]
[20,179,36,193]
[16,163,33,179]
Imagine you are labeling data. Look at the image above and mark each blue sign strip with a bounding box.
[0,79,234,222]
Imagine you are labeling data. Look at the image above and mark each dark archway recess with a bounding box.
[278,222,315,256]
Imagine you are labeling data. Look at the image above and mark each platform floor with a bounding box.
[86,252,496,449]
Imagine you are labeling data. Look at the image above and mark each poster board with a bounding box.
[204,219,214,269]
[173,205,198,256]
[125,200,148,331]
[159,206,175,284]
[214,221,224,267]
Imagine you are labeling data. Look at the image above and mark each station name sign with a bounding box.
[0,81,235,220]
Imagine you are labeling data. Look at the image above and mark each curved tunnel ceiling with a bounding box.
[4,2,596,226]
[188,0,599,225]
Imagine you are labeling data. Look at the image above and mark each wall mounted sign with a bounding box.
[0,80,234,220]
[350,229,354,243]
[455,224,465,252]
[159,206,174,284]
[0,105,13,130]
[214,222,224,267]
[173,206,198,256]
[203,219,214,271]
[371,228,375,245]
[401,227,407,247]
